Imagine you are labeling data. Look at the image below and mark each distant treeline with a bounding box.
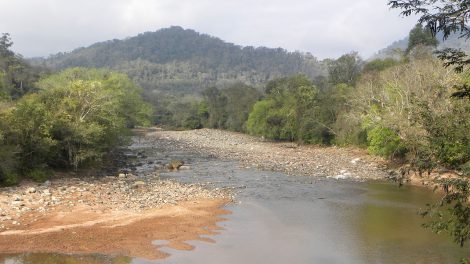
[31,26,326,95]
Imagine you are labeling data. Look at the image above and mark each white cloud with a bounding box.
[0,0,417,59]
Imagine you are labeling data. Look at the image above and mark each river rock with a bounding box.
[350,158,361,164]
[168,160,184,170]
[11,201,24,207]
[26,187,36,194]
[132,181,146,188]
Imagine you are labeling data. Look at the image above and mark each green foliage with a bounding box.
[246,100,274,137]
[367,126,406,158]
[34,68,151,170]
[421,178,470,247]
[2,171,19,186]
[363,58,401,73]
[0,33,42,99]
[416,100,470,168]
[327,52,363,86]
[223,84,261,132]
[34,27,326,96]
[25,168,52,182]
[407,24,439,54]
[199,84,261,132]
[247,75,333,143]
[0,68,151,185]
[389,1,470,75]
[8,94,56,170]
[202,86,228,129]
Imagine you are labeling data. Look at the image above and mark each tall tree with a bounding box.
[0,33,40,98]
[327,52,363,86]
[407,24,439,53]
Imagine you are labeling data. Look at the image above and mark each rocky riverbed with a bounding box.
[0,173,231,232]
[151,128,389,180]
[0,127,390,260]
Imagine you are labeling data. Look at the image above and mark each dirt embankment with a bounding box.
[152,128,389,180]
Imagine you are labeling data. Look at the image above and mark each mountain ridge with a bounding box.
[32,26,326,95]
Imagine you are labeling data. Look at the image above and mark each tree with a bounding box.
[407,24,439,53]
[363,58,401,73]
[389,1,470,252]
[0,33,41,98]
[222,83,261,132]
[327,52,363,86]
[0,67,152,179]
[389,0,470,98]
[34,68,152,170]
[202,86,227,128]
[246,75,331,143]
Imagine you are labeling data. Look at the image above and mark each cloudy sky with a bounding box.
[0,0,417,59]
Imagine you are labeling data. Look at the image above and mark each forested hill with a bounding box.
[31,26,325,95]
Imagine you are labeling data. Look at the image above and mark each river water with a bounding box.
[2,135,469,263]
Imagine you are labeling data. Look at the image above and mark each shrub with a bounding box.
[1,171,19,186]
[25,168,52,182]
[367,126,406,158]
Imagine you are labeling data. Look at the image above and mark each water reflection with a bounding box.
[0,253,131,264]
[351,182,469,263]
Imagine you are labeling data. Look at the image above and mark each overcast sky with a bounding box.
[0,0,417,59]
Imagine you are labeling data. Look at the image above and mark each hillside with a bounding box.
[32,26,326,95]
[372,31,470,59]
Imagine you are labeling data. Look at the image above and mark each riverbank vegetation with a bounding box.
[0,34,151,186]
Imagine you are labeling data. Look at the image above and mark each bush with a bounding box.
[1,171,19,186]
[367,126,406,158]
[25,168,52,182]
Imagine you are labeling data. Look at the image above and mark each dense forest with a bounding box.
[31,26,326,96]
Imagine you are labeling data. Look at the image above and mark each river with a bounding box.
[1,134,469,263]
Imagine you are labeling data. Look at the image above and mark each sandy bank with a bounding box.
[0,198,230,260]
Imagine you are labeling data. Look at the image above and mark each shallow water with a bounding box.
[2,136,469,263]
